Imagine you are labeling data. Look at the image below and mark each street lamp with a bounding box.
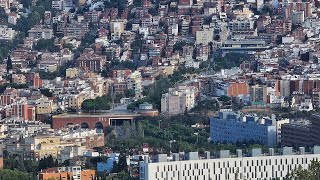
[194,132,199,143]
[169,140,176,154]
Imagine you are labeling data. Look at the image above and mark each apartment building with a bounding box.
[0,25,15,40]
[52,0,64,10]
[210,110,277,146]
[227,18,254,31]
[195,29,213,45]
[36,101,53,115]
[63,22,89,39]
[265,19,292,34]
[127,71,142,96]
[250,84,264,103]
[110,20,125,40]
[28,27,53,39]
[6,136,61,161]
[210,80,249,97]
[113,82,127,95]
[161,86,196,115]
[112,69,132,79]
[68,93,87,110]
[140,147,320,180]
[76,53,106,72]
[12,74,26,84]
[281,120,313,148]
[38,166,95,180]
[0,0,11,9]
[66,68,79,79]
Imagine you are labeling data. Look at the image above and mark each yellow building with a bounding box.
[68,93,86,110]
[89,81,109,97]
[66,68,79,78]
[110,20,124,34]
[33,136,61,161]
[36,101,53,114]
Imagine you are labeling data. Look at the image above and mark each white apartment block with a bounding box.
[0,25,15,40]
[28,27,53,40]
[0,0,11,9]
[52,0,64,10]
[140,146,320,180]
[227,18,254,31]
[161,86,196,115]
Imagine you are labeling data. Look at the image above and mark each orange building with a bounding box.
[0,157,3,169]
[227,82,249,96]
[39,167,95,180]
[33,73,43,88]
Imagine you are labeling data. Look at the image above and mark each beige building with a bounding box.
[12,74,26,84]
[36,101,54,115]
[110,20,125,33]
[110,20,125,40]
[161,86,196,115]
[66,68,79,78]
[196,29,214,45]
[127,71,142,97]
[68,93,87,110]
[23,136,61,161]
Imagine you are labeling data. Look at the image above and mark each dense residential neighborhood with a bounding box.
[0,0,319,179]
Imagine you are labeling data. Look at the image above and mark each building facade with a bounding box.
[139,147,320,180]
[161,86,196,115]
[210,110,277,146]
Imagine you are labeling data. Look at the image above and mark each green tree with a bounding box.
[218,95,231,102]
[38,155,55,171]
[113,170,132,179]
[103,0,128,13]
[16,0,51,34]
[40,88,53,97]
[260,5,273,15]
[133,0,142,7]
[6,55,12,72]
[125,89,135,98]
[0,7,7,20]
[10,7,17,12]
[130,34,143,54]
[21,0,32,8]
[78,32,96,51]
[81,99,98,112]
[289,160,320,179]
[117,153,128,172]
[148,5,159,16]
[81,96,112,112]
[90,156,107,169]
[0,169,34,180]
[173,41,187,52]
[34,39,55,52]
[16,160,26,172]
[63,43,74,51]
[23,160,38,174]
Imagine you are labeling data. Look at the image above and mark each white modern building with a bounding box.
[140,146,320,180]
[210,110,277,147]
